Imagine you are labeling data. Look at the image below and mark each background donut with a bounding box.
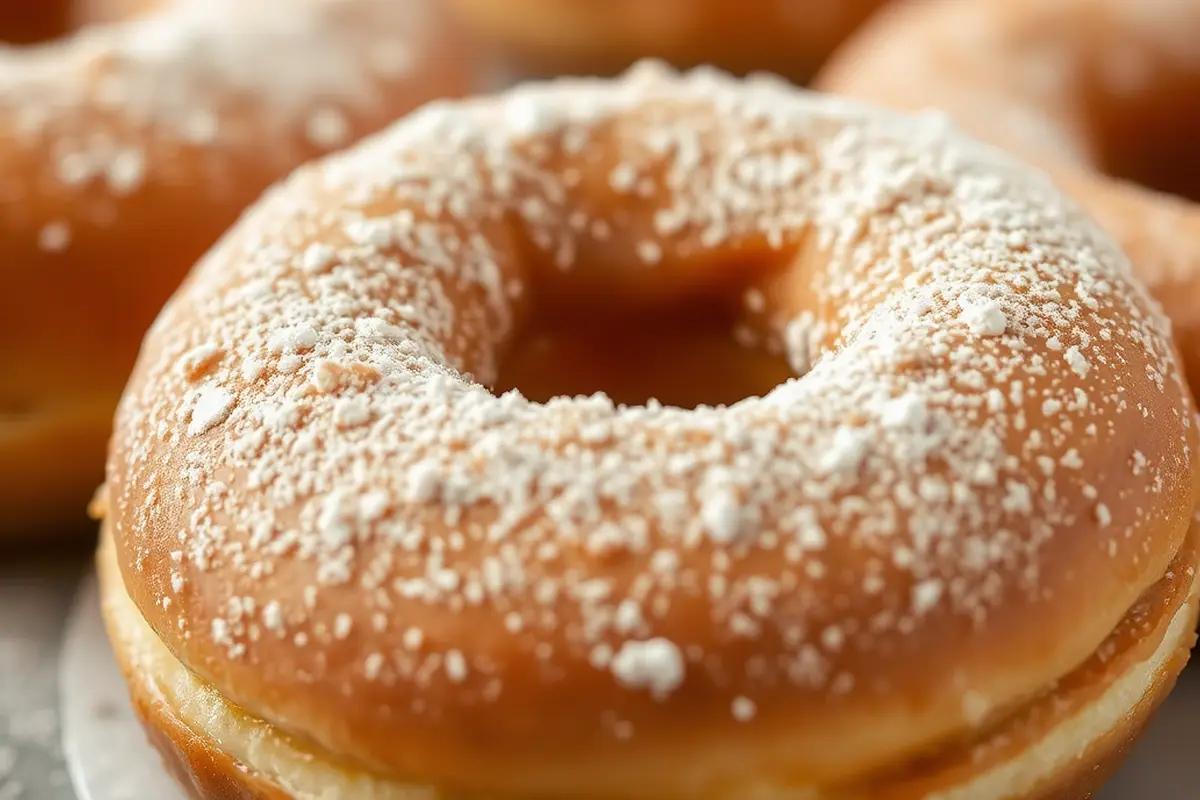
[444,0,892,84]
[817,0,1200,387]
[0,1,70,44]
[0,0,469,538]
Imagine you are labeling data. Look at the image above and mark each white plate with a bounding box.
[58,571,1199,800]
[58,573,183,800]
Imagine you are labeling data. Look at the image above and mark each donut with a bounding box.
[0,0,145,44]
[0,0,468,537]
[97,64,1199,798]
[816,0,1200,388]
[444,0,889,83]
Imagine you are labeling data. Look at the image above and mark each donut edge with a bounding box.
[97,521,1200,800]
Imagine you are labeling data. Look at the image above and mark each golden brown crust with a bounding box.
[445,0,889,81]
[2,389,118,533]
[104,66,1200,795]
[850,519,1200,799]
[0,1,70,44]
[71,0,166,25]
[816,0,1200,387]
[99,521,1200,798]
[132,694,292,800]
[121,621,1193,800]
[0,0,469,538]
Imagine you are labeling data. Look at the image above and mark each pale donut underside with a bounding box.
[103,65,1198,796]
[99,524,1200,799]
[0,0,468,537]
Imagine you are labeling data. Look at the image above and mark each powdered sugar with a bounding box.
[36,222,70,253]
[958,295,1007,337]
[186,386,234,436]
[104,64,1192,756]
[0,0,451,251]
[731,696,757,722]
[610,638,686,697]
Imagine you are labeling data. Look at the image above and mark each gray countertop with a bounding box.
[0,547,83,800]
[2,544,1197,799]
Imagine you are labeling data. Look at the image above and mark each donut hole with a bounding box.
[1083,69,1200,202]
[493,298,793,409]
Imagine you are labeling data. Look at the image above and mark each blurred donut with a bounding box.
[0,0,467,537]
[446,0,889,82]
[818,0,1200,387]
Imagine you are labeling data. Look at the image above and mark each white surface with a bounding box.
[0,556,78,800]
[48,568,1200,799]
[58,573,183,800]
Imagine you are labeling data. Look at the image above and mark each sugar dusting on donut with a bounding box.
[0,0,440,250]
[108,62,1192,744]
